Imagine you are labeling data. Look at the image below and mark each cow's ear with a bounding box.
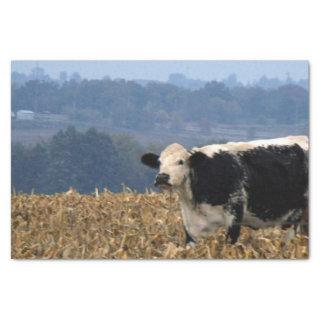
[141,153,160,169]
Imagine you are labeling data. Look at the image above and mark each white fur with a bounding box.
[247,135,308,151]
[177,182,234,241]
[193,135,309,157]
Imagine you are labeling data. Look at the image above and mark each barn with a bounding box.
[16,110,35,120]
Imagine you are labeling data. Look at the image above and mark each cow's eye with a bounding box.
[178,160,184,165]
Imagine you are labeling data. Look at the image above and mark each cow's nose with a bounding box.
[155,173,170,186]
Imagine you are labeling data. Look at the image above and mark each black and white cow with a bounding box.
[141,136,308,244]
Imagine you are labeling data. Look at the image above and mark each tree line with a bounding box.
[12,127,160,194]
[12,77,309,130]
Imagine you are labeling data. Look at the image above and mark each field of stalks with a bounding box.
[11,189,308,259]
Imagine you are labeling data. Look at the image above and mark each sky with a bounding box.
[11,60,309,83]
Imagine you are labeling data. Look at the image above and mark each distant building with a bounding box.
[36,112,69,122]
[16,110,35,120]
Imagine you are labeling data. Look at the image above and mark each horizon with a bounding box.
[11,60,309,84]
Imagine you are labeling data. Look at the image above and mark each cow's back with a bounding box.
[239,143,308,222]
[193,135,308,156]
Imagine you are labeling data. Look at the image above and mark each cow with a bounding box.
[141,135,308,245]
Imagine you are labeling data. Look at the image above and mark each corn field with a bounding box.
[11,189,308,259]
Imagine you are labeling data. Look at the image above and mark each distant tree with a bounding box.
[256,75,282,89]
[271,85,308,124]
[203,81,232,101]
[11,75,309,129]
[12,142,49,193]
[12,127,158,194]
[111,134,155,191]
[168,73,205,90]
[46,126,122,192]
[11,72,28,87]
[59,71,68,84]
[70,72,81,82]
[223,73,242,88]
[13,80,61,113]
[29,67,51,82]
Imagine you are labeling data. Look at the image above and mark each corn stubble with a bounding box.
[12,189,308,259]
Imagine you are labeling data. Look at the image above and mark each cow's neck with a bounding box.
[176,177,194,207]
[175,177,198,235]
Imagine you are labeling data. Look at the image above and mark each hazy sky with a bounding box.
[12,60,309,83]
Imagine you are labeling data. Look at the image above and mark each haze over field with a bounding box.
[12,60,309,83]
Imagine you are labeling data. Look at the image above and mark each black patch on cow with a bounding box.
[189,151,244,206]
[239,144,308,222]
[141,153,160,169]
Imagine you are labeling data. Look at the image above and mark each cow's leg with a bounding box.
[300,207,309,236]
[281,208,305,250]
[226,201,244,244]
[184,226,196,246]
[283,226,296,246]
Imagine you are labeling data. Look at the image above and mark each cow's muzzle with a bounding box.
[155,173,171,187]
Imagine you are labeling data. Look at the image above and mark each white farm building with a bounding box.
[16,110,35,120]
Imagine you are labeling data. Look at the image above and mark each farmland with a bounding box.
[12,118,308,147]
[11,189,308,259]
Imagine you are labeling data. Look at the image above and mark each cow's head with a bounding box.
[141,143,190,189]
